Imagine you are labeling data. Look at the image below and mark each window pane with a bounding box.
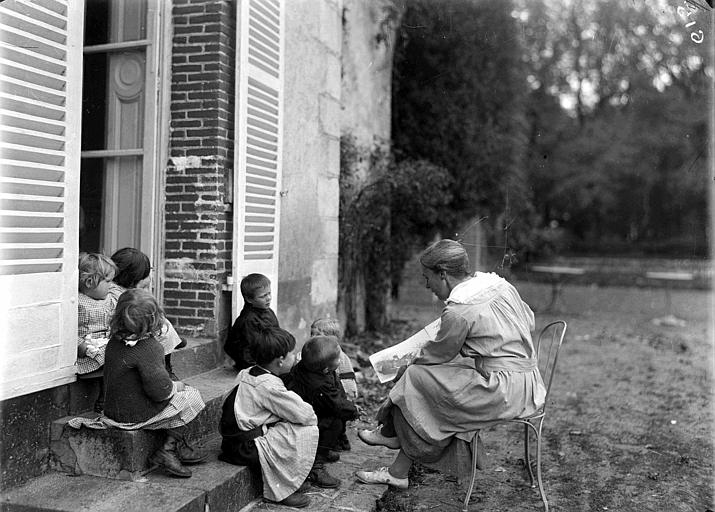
[79,158,104,253]
[80,156,143,254]
[81,53,108,151]
[84,0,147,46]
[84,0,110,46]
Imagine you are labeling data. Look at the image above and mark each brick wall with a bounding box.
[164,0,236,339]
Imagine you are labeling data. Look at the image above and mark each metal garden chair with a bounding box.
[462,320,567,512]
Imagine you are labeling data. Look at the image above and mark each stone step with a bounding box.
[68,337,225,415]
[0,436,261,512]
[50,367,237,481]
[171,337,224,381]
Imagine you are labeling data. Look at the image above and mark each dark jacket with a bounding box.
[104,335,174,423]
[224,303,279,370]
[283,360,358,422]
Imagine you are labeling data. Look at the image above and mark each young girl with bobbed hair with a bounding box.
[102,289,207,478]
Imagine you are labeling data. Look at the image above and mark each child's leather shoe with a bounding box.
[317,447,340,463]
[176,439,208,465]
[296,480,312,493]
[308,466,340,488]
[337,433,351,451]
[272,492,310,508]
[264,491,310,508]
[151,448,192,478]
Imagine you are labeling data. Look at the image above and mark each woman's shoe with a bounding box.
[358,428,401,449]
[150,448,192,478]
[271,491,310,508]
[355,467,408,489]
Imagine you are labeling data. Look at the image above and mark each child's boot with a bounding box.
[307,462,340,488]
[165,354,179,381]
[337,431,351,451]
[151,433,191,478]
[176,436,208,465]
[317,446,340,463]
[151,447,191,478]
[270,492,310,508]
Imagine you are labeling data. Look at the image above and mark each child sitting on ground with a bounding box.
[110,247,184,379]
[77,253,118,380]
[103,289,207,478]
[310,318,359,451]
[224,273,279,370]
[284,335,359,464]
[219,326,339,509]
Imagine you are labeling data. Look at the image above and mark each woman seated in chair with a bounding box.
[356,239,547,489]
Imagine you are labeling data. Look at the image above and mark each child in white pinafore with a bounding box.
[219,326,339,509]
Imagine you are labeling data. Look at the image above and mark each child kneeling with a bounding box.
[103,289,207,478]
[219,326,339,509]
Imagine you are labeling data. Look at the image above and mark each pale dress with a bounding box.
[389,272,546,453]
[232,368,319,502]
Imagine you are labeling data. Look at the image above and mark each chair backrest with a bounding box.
[535,320,567,404]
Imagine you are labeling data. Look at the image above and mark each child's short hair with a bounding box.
[111,247,151,288]
[78,252,117,292]
[301,335,340,372]
[240,273,271,300]
[110,289,165,340]
[310,318,342,339]
[250,326,295,365]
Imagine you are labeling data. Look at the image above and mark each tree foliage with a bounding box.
[392,0,530,244]
[339,136,451,335]
[518,0,711,256]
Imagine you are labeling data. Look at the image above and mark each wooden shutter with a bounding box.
[0,0,83,400]
[232,0,284,318]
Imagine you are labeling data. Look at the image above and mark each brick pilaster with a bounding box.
[164,0,236,338]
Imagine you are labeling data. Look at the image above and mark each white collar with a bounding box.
[446,272,504,304]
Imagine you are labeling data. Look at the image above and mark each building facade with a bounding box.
[0,0,344,487]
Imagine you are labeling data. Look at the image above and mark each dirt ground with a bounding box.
[349,276,713,512]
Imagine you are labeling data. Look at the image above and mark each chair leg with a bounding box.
[524,423,535,487]
[462,435,479,512]
[535,420,549,512]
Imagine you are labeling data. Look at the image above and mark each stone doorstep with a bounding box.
[68,337,223,415]
[1,437,261,512]
[171,337,223,381]
[50,367,238,481]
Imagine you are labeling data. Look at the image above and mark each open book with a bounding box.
[369,319,441,383]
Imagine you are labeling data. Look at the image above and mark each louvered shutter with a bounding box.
[232,0,284,318]
[0,0,83,400]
